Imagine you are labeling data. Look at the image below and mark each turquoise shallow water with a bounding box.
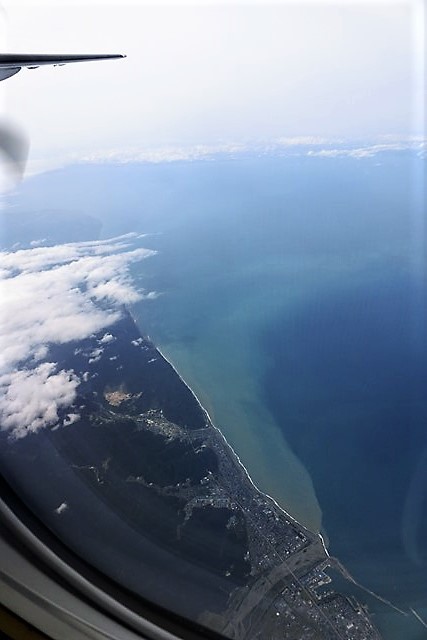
[9,153,427,639]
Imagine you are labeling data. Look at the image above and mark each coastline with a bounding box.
[131,309,322,533]
[120,315,382,637]
[156,343,324,545]
[153,342,218,425]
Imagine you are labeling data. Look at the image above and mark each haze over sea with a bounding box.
[6,149,427,639]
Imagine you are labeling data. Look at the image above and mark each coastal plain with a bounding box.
[1,311,383,639]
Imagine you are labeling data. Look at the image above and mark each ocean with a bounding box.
[8,151,427,638]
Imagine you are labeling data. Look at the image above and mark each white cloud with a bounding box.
[0,233,146,273]
[131,338,145,347]
[143,291,160,300]
[0,364,79,439]
[88,347,103,364]
[0,235,155,372]
[274,136,335,147]
[99,333,115,345]
[0,233,155,438]
[54,501,68,515]
[29,136,426,174]
[307,139,427,159]
[77,143,247,167]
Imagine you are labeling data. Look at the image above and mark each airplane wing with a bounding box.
[0,53,126,81]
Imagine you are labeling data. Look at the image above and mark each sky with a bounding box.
[0,0,425,173]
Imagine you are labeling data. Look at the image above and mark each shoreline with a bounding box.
[156,344,325,546]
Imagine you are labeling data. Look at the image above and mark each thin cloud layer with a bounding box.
[78,143,247,166]
[72,137,427,168]
[307,140,427,159]
[0,364,79,440]
[0,233,155,439]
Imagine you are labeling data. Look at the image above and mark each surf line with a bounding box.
[129,306,321,536]
[139,323,406,621]
[410,608,427,629]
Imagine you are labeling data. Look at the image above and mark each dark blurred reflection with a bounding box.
[0,118,29,182]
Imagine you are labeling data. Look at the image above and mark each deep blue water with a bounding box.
[7,152,427,638]
[263,275,427,599]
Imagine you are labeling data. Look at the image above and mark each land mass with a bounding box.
[3,311,383,639]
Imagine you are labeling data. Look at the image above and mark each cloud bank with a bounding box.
[307,138,427,159]
[0,365,80,440]
[74,137,427,167]
[22,136,426,179]
[0,233,155,439]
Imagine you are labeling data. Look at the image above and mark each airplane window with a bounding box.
[0,1,426,639]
